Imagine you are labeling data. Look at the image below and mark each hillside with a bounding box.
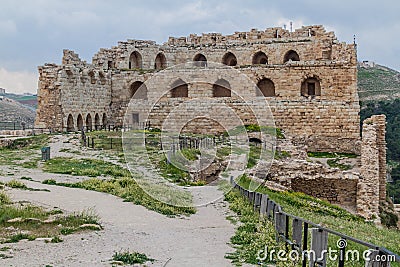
[358,64,400,101]
[4,93,37,110]
[0,97,36,128]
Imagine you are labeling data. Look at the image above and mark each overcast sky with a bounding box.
[0,0,399,94]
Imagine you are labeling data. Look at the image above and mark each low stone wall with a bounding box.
[0,130,32,136]
[291,177,358,212]
[0,129,51,137]
[293,135,361,155]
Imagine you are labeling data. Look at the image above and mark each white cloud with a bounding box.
[0,68,38,94]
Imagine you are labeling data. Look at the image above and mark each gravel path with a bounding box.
[0,135,237,266]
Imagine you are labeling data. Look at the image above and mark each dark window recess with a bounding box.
[308,83,316,96]
[132,113,139,124]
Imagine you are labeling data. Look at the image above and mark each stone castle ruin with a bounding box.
[34,25,388,221]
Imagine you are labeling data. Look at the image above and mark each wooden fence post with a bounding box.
[275,212,286,242]
[364,250,380,267]
[292,218,303,248]
[309,228,328,267]
[260,194,268,216]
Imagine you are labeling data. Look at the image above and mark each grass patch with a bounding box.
[21,158,40,169]
[224,189,281,266]
[0,191,11,205]
[307,151,358,158]
[247,144,261,168]
[42,177,195,216]
[157,155,191,185]
[112,250,154,265]
[0,134,49,167]
[327,158,352,170]
[237,175,400,256]
[50,236,63,243]
[6,180,27,189]
[43,157,130,178]
[0,135,48,151]
[217,146,231,158]
[0,192,102,244]
[180,148,200,161]
[5,179,50,192]
[4,233,36,243]
[274,150,291,160]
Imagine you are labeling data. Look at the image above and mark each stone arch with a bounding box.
[256,78,275,97]
[67,114,74,132]
[155,52,167,70]
[301,76,321,97]
[222,52,237,66]
[252,51,268,65]
[88,70,96,84]
[249,137,262,144]
[130,81,147,100]
[129,51,142,69]
[213,79,231,97]
[102,113,107,127]
[193,53,207,67]
[99,71,106,85]
[65,69,74,79]
[77,114,83,131]
[86,113,93,131]
[170,79,188,98]
[95,113,100,130]
[284,50,300,63]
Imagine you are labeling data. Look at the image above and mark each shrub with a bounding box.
[112,251,154,265]
[6,180,27,189]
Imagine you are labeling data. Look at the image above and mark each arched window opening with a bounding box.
[99,72,106,85]
[170,79,188,98]
[301,77,321,97]
[130,81,148,100]
[193,53,207,67]
[284,50,300,63]
[213,79,231,97]
[107,61,113,69]
[222,52,237,66]
[77,114,83,131]
[155,53,167,70]
[252,51,268,65]
[88,71,96,84]
[94,113,100,130]
[256,78,275,97]
[67,114,74,132]
[86,114,92,131]
[249,137,262,144]
[129,51,143,69]
[102,113,107,127]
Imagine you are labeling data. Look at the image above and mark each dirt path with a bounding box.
[0,134,237,266]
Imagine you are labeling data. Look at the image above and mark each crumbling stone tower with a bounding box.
[35,25,360,153]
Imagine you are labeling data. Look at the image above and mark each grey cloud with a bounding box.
[0,0,399,93]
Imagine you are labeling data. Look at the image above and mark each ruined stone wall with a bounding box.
[291,178,358,212]
[35,64,63,130]
[35,25,360,153]
[36,50,112,131]
[255,157,361,212]
[357,115,387,221]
